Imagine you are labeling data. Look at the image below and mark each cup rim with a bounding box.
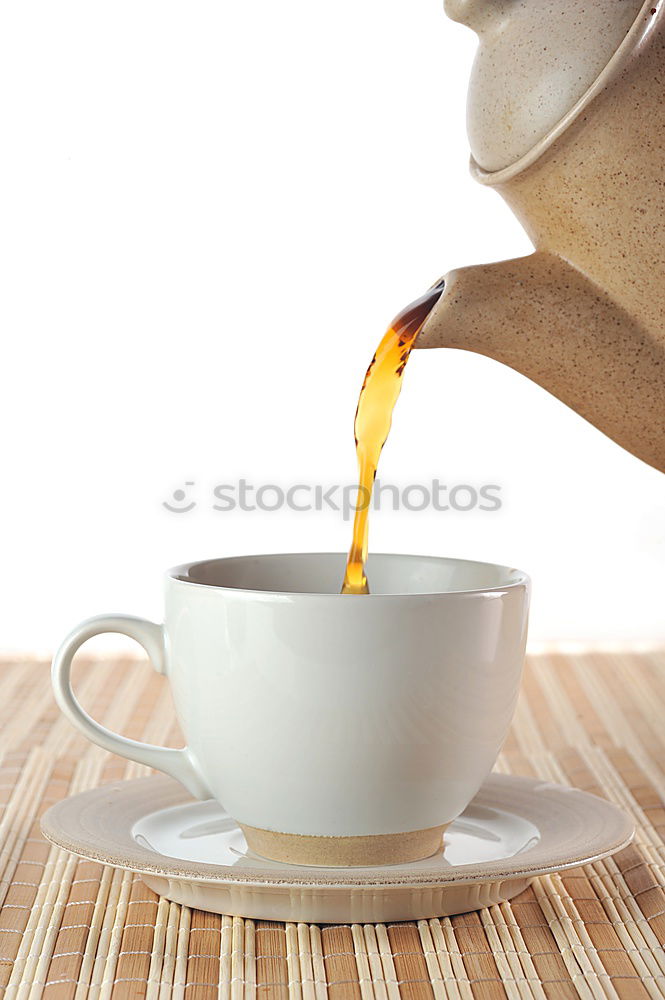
[167,552,530,599]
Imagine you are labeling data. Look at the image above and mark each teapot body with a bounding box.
[418,2,665,473]
[490,3,665,347]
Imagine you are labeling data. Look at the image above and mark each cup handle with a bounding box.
[51,614,212,799]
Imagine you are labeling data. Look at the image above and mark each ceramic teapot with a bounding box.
[417,0,665,473]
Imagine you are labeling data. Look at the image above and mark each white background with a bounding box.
[1,0,664,652]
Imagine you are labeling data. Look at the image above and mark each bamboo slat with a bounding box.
[0,648,662,999]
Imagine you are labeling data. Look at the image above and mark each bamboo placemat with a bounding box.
[0,647,663,999]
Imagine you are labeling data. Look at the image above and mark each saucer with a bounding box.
[41,774,633,923]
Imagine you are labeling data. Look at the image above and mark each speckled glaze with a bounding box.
[446,0,646,172]
[419,0,665,474]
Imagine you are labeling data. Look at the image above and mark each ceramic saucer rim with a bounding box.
[41,773,634,890]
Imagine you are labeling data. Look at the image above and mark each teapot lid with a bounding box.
[447,0,648,174]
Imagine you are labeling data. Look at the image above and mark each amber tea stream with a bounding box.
[341,280,445,595]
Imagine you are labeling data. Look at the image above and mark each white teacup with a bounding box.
[52,553,530,867]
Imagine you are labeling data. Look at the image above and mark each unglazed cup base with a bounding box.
[240,823,449,867]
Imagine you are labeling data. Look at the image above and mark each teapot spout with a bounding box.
[416,252,665,473]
